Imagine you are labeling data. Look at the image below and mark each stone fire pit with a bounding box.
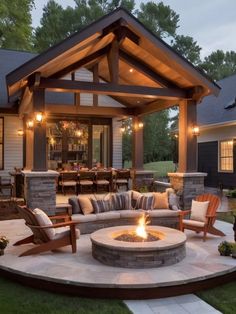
[91,226,186,268]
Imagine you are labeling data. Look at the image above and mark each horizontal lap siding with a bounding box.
[0,115,23,178]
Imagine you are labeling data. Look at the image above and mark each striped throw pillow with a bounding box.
[91,199,111,213]
[136,195,153,210]
[111,193,131,210]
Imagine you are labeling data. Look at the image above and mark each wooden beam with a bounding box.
[93,64,99,106]
[132,116,143,169]
[46,104,133,117]
[71,72,80,107]
[32,89,47,171]
[134,99,178,116]
[49,46,109,79]
[38,78,188,99]
[102,18,140,45]
[119,49,177,88]
[178,99,197,172]
[107,40,119,83]
[19,86,33,116]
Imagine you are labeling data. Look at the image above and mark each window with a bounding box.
[0,118,3,170]
[219,140,234,172]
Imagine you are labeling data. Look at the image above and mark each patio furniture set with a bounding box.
[13,188,225,258]
[58,169,131,195]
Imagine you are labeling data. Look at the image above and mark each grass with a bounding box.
[217,211,234,224]
[0,277,131,314]
[196,282,236,314]
[124,160,176,178]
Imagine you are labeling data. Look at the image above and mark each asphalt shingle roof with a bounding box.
[197,73,236,126]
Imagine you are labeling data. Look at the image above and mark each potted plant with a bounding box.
[231,242,236,259]
[218,241,232,256]
[0,236,9,255]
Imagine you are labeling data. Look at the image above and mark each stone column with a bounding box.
[23,170,59,215]
[168,172,207,209]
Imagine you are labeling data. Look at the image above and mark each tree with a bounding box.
[34,0,135,52]
[0,0,34,50]
[34,0,76,52]
[172,35,202,66]
[136,1,179,38]
[143,110,172,163]
[200,50,236,81]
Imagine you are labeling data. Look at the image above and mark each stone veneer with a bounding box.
[23,170,59,215]
[91,226,186,268]
[168,172,207,209]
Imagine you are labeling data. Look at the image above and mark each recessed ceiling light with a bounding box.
[129,68,134,73]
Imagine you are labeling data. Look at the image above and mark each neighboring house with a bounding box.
[197,73,236,188]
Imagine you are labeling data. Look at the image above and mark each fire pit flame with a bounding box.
[136,213,150,239]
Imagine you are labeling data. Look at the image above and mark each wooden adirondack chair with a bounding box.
[14,206,80,257]
[179,194,225,241]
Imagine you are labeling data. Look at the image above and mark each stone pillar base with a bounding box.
[23,170,59,215]
[168,172,207,209]
[131,170,155,192]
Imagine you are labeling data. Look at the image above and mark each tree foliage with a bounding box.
[143,111,172,163]
[172,35,201,66]
[200,50,236,81]
[136,1,179,38]
[0,0,34,50]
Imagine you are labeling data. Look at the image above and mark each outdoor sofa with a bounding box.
[66,188,181,234]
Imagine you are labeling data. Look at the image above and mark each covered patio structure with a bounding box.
[5,8,220,212]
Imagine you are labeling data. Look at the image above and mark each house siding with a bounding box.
[112,118,122,169]
[198,125,236,188]
[0,115,23,178]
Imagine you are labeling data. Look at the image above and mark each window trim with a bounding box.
[218,139,234,173]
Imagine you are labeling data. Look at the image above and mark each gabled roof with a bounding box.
[197,73,236,127]
[6,8,220,111]
[0,49,35,108]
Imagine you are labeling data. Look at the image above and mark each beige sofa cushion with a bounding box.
[183,219,205,228]
[190,200,209,222]
[78,196,94,215]
[149,209,180,217]
[119,209,144,218]
[153,192,169,209]
[33,208,55,240]
[96,211,120,220]
[71,214,97,223]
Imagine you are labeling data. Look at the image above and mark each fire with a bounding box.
[135,213,150,239]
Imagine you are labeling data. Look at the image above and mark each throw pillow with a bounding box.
[190,200,209,222]
[152,192,169,209]
[136,195,153,210]
[78,196,94,215]
[91,199,111,213]
[111,192,131,210]
[168,193,180,211]
[131,190,142,209]
[68,197,81,214]
[33,208,55,240]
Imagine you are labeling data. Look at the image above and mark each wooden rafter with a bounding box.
[46,104,133,117]
[134,99,178,116]
[49,45,110,79]
[37,78,188,100]
[119,49,177,88]
[92,63,99,106]
[107,40,119,83]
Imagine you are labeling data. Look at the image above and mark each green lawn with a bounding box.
[0,277,131,314]
[196,282,236,314]
[124,160,175,178]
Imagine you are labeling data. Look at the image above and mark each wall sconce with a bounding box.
[120,126,125,133]
[75,129,82,137]
[35,112,44,123]
[138,122,144,129]
[26,119,34,129]
[17,129,24,136]
[192,125,200,136]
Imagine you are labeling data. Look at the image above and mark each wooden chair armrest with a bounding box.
[49,214,71,221]
[27,221,77,229]
[179,210,191,216]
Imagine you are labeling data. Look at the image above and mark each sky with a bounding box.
[31,0,236,58]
